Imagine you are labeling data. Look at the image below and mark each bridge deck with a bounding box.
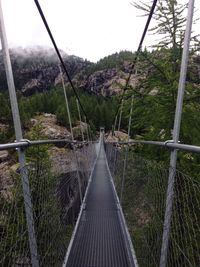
[65,142,135,267]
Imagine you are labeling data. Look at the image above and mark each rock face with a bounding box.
[0,47,200,98]
[80,69,123,96]
[0,47,141,97]
[30,113,71,139]
[0,113,92,229]
[72,121,88,140]
[80,68,139,97]
[0,161,13,200]
[0,150,9,162]
[0,47,91,96]
[106,130,132,142]
[0,123,8,132]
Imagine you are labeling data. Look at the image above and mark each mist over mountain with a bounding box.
[0,46,138,97]
[0,46,91,96]
[1,46,199,99]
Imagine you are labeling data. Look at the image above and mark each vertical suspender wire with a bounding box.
[0,2,39,266]
[34,0,88,122]
[109,135,113,167]
[112,115,118,136]
[84,116,89,143]
[111,0,158,130]
[120,95,134,203]
[88,124,92,142]
[108,130,112,165]
[84,115,93,170]
[59,66,83,203]
[74,146,83,204]
[110,124,115,164]
[111,125,114,136]
[159,0,195,266]
[59,65,74,140]
[76,99,85,142]
[118,99,124,132]
[113,99,124,176]
[83,115,92,176]
[76,100,92,189]
[110,115,118,174]
[109,114,115,168]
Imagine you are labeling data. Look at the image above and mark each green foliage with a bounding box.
[0,86,118,143]
[87,50,136,74]
[25,124,50,163]
[133,0,187,49]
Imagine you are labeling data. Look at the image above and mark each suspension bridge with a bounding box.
[0,0,199,266]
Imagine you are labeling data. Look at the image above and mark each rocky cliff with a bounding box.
[0,47,91,96]
[0,47,140,97]
[1,47,199,98]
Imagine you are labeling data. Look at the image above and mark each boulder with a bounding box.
[106,131,132,142]
[72,121,88,140]
[0,150,9,162]
[0,123,8,132]
[22,78,41,96]
[30,113,71,140]
[49,147,75,175]
[0,162,13,200]
[80,68,140,97]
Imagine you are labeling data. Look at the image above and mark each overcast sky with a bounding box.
[1,0,199,62]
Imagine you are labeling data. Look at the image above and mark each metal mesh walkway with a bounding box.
[65,142,135,267]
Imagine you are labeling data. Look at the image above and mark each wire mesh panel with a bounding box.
[0,142,96,267]
[0,163,31,266]
[167,170,200,267]
[105,142,200,267]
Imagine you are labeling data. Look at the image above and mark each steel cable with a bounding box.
[34,0,89,123]
[112,0,158,127]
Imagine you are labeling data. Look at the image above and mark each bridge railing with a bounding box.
[105,141,200,267]
[0,140,97,267]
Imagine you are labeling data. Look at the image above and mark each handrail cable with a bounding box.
[34,0,88,123]
[0,139,94,151]
[106,139,200,154]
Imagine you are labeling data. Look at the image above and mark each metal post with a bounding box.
[0,2,39,266]
[120,96,134,202]
[160,1,195,266]
[59,66,83,203]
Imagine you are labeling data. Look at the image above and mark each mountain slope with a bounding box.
[0,47,138,97]
[0,47,91,96]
